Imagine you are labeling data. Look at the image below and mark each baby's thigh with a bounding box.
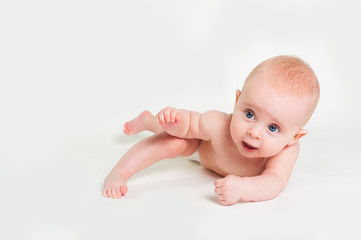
[159,133,200,158]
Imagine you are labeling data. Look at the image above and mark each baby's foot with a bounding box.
[103,170,128,199]
[123,111,154,135]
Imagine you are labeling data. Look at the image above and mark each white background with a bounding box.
[1,0,361,239]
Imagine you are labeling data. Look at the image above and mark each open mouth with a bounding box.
[242,141,258,152]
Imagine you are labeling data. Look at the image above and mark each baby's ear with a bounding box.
[288,129,308,145]
[235,89,241,103]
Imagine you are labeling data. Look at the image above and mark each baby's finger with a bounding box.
[175,114,181,123]
[220,200,229,206]
[214,187,222,195]
[157,111,165,125]
[170,110,176,122]
[156,114,160,124]
[214,179,224,188]
[216,193,225,202]
[164,108,171,122]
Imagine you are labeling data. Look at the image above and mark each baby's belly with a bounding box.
[198,142,234,176]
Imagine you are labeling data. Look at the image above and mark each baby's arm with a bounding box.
[214,142,300,205]
[156,107,225,140]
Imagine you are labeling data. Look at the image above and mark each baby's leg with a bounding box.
[124,111,163,135]
[104,132,200,199]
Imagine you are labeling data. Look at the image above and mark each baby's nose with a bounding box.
[247,128,261,140]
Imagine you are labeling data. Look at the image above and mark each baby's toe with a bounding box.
[115,188,122,198]
[103,189,108,197]
[120,185,128,196]
[104,189,111,198]
[111,188,118,198]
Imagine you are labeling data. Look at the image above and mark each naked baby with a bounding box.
[103,55,320,205]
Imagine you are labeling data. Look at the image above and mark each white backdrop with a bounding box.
[1,1,361,239]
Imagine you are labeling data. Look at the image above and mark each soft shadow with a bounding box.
[206,194,250,206]
[202,168,223,178]
[207,194,220,204]
[114,133,150,145]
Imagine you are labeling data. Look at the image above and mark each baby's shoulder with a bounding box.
[201,110,230,125]
[200,110,231,137]
[202,110,230,119]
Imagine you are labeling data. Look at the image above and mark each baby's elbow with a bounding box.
[274,176,290,199]
[263,174,288,201]
[273,173,288,191]
[264,170,289,190]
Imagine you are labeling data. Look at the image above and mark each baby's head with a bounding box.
[230,56,320,158]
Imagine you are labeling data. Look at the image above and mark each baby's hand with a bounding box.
[214,175,243,206]
[156,107,182,133]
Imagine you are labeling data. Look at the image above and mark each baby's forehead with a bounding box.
[245,65,318,100]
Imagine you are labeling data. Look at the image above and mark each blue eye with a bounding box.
[268,124,279,133]
[245,110,254,120]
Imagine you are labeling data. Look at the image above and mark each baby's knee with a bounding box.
[180,139,200,157]
[168,138,199,159]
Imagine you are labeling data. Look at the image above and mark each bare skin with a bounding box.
[104,92,311,204]
[104,56,319,205]
[104,113,199,199]
[123,111,163,135]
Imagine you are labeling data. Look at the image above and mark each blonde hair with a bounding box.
[246,55,319,97]
[244,55,320,122]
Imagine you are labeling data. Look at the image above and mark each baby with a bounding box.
[103,55,320,205]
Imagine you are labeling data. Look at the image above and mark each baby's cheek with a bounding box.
[262,143,284,157]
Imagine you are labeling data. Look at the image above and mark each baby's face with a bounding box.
[230,77,312,158]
